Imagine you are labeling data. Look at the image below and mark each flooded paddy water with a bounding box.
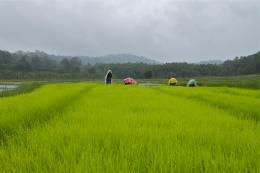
[0,84,18,92]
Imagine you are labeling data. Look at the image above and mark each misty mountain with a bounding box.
[1,49,260,80]
[79,54,159,65]
[14,50,159,65]
[198,60,223,65]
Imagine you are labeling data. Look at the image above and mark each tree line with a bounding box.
[0,50,259,80]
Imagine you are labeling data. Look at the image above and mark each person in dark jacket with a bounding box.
[105,70,112,84]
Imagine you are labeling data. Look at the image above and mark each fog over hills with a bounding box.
[1,49,259,80]
[79,54,160,65]
[197,60,223,65]
[14,50,160,65]
[1,0,258,62]
[13,50,259,66]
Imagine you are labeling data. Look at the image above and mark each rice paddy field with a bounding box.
[0,83,259,172]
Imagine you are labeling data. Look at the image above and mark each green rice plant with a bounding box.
[151,86,260,121]
[0,83,94,144]
[0,84,259,173]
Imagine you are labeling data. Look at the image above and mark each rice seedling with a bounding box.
[0,83,259,172]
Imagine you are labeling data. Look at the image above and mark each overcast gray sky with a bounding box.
[0,0,259,62]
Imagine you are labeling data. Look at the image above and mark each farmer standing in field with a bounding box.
[105,69,113,84]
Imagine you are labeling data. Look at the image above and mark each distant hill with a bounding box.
[1,49,260,80]
[14,51,159,65]
[79,54,159,65]
[198,60,223,65]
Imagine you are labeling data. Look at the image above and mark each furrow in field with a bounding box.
[149,87,260,122]
[0,83,95,145]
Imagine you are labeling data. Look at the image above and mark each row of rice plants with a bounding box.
[151,86,260,121]
[0,83,94,145]
[0,84,258,172]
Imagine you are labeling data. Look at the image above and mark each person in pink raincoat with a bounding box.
[123,77,137,85]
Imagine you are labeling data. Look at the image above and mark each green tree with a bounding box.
[144,70,153,78]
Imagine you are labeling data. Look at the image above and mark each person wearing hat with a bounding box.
[168,78,177,86]
[105,69,113,84]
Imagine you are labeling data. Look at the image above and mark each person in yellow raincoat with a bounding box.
[168,78,177,86]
